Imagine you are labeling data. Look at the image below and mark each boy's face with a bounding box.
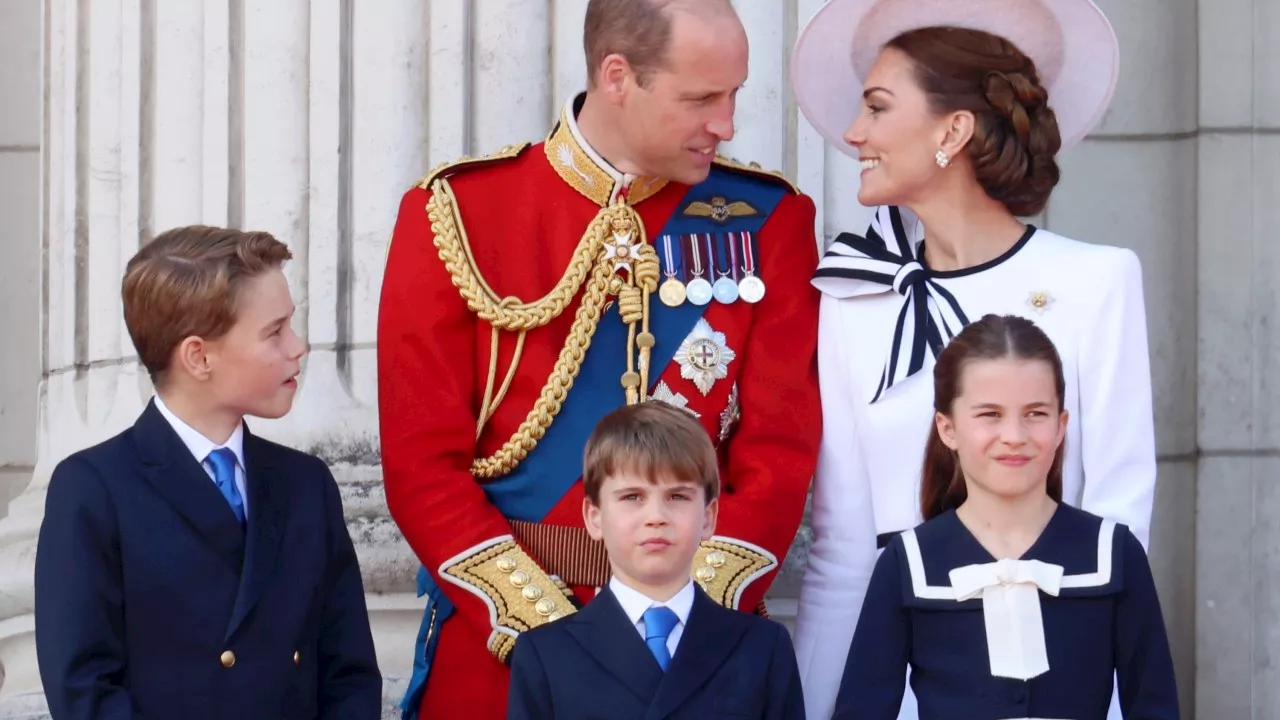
[202,268,306,420]
[583,470,718,598]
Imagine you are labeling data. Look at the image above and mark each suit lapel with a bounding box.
[134,401,245,575]
[644,585,749,720]
[565,588,664,703]
[225,428,286,639]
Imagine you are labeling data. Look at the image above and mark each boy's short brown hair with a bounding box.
[122,225,292,385]
[582,402,719,505]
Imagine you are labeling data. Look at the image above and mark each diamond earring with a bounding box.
[935,150,950,168]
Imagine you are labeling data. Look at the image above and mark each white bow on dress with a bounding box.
[949,558,1065,681]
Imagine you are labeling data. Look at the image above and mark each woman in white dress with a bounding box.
[788,1,1156,719]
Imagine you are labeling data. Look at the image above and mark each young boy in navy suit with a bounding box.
[34,226,382,719]
[506,402,805,719]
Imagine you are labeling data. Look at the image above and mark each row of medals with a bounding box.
[655,237,766,308]
[660,272,765,308]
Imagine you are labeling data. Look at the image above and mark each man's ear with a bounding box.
[596,53,637,104]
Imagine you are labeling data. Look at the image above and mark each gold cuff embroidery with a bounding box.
[440,538,578,662]
[488,631,517,665]
[692,537,779,610]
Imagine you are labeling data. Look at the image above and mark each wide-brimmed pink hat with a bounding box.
[791,0,1119,159]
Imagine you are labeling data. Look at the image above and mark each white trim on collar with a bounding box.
[900,519,1116,600]
[561,95,639,205]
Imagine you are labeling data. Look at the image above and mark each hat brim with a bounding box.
[790,0,1119,159]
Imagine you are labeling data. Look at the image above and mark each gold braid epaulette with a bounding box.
[712,155,801,194]
[416,142,531,191]
[428,177,648,479]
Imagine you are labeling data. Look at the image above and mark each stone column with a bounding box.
[1194,0,1280,716]
[0,1,425,715]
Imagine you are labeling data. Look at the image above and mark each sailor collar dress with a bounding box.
[831,504,1180,720]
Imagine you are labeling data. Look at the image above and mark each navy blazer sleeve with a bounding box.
[832,539,910,720]
[314,459,382,718]
[35,456,143,720]
[766,621,806,719]
[506,632,555,720]
[1114,528,1180,719]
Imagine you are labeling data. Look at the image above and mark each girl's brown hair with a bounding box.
[887,26,1062,217]
[921,314,1066,520]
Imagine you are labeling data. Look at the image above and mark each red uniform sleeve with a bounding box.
[377,183,577,663]
[713,191,822,613]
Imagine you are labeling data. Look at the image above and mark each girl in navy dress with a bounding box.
[832,314,1178,720]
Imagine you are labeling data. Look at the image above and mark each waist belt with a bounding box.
[509,519,611,588]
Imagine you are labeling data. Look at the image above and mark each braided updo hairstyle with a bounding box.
[886,27,1062,217]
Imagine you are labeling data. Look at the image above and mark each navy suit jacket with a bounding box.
[506,583,805,719]
[34,400,382,720]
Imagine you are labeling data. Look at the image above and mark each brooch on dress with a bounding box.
[1026,290,1055,315]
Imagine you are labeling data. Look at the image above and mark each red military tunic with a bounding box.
[378,97,821,718]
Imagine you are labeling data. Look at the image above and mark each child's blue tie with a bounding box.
[642,606,679,671]
[206,447,245,527]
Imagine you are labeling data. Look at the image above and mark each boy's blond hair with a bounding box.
[582,402,720,505]
[122,225,292,385]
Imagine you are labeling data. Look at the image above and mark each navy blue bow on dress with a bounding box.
[811,205,970,403]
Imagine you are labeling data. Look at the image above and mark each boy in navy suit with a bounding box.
[34,226,382,719]
[506,402,805,719]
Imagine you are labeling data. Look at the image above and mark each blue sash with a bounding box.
[399,166,786,718]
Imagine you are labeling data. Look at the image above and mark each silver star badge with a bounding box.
[649,381,699,418]
[675,319,736,396]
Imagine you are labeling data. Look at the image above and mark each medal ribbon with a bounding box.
[714,232,733,278]
[739,231,757,276]
[687,234,705,279]
[661,234,682,280]
[727,232,740,281]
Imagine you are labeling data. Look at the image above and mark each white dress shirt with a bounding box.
[608,577,696,658]
[153,395,249,519]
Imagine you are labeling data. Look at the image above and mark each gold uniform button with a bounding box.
[220,650,236,668]
[293,650,301,665]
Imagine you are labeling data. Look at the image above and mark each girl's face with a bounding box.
[935,357,1067,502]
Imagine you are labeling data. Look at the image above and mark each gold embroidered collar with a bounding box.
[544,96,668,207]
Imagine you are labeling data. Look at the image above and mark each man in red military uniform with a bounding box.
[378,0,821,717]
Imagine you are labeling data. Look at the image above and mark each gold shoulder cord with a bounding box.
[426,179,657,479]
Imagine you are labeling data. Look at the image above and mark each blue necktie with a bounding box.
[642,606,679,671]
[206,447,245,526]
